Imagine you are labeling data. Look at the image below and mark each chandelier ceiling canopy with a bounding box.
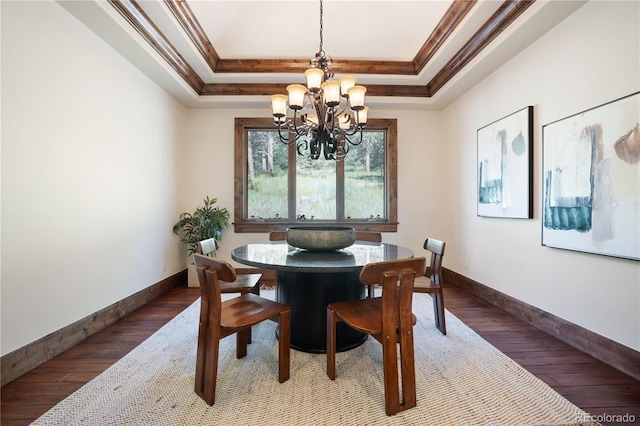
[270,0,368,161]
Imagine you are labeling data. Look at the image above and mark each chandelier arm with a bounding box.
[339,127,364,146]
[332,100,349,118]
[296,138,309,156]
[339,125,360,136]
[275,111,310,145]
[288,109,314,138]
[274,120,294,145]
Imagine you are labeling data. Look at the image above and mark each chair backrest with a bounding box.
[360,257,426,329]
[197,238,220,257]
[269,231,286,241]
[424,238,445,285]
[194,253,237,286]
[355,231,382,242]
[193,254,238,328]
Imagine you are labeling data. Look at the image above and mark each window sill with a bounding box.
[233,221,398,233]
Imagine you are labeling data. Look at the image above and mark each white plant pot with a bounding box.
[187,263,200,287]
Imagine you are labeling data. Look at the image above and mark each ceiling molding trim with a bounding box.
[164,0,220,72]
[108,0,204,93]
[200,83,430,98]
[108,0,535,100]
[412,0,477,73]
[426,0,536,95]
[215,58,418,76]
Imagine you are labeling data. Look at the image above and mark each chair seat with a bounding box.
[413,275,440,292]
[329,298,417,335]
[219,273,261,294]
[221,293,289,329]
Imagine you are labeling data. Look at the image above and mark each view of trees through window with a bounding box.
[246,130,386,220]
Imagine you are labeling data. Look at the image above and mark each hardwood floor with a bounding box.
[2,284,639,425]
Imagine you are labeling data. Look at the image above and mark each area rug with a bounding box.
[32,291,598,425]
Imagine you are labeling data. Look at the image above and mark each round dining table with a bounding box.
[231,241,414,353]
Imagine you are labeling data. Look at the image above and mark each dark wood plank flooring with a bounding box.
[2,285,639,425]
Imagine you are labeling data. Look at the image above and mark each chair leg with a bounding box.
[194,307,208,401]
[326,306,337,380]
[398,326,417,412]
[202,335,220,405]
[432,290,446,335]
[195,298,221,406]
[236,328,250,358]
[381,331,401,415]
[278,309,291,383]
[240,289,254,344]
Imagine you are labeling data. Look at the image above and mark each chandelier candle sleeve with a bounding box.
[347,86,367,110]
[270,94,288,117]
[305,68,324,92]
[356,107,369,126]
[321,81,341,106]
[286,84,306,110]
[339,75,357,97]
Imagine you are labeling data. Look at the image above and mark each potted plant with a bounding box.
[173,196,230,286]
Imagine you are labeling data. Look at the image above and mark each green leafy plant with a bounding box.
[172,196,230,255]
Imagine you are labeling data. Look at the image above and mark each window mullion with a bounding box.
[336,158,345,221]
[288,135,296,221]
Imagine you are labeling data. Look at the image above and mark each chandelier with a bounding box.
[270,0,368,160]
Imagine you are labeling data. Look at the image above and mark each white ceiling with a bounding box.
[59,0,587,110]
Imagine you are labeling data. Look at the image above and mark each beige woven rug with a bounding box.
[32,291,598,426]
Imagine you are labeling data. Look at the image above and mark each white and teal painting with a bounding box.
[542,92,639,261]
[477,106,533,218]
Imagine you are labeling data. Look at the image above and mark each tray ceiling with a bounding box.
[59,0,586,109]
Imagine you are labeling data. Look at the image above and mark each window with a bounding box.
[234,117,397,233]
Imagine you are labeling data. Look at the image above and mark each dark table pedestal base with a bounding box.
[276,270,366,353]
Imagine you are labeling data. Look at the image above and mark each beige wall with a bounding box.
[1,1,188,355]
[440,0,640,350]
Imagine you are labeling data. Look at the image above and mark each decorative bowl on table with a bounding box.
[285,226,356,251]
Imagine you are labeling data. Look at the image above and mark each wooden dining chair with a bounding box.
[193,253,291,406]
[413,238,447,335]
[197,238,261,296]
[269,230,286,241]
[327,257,427,416]
[355,231,382,243]
[355,232,383,298]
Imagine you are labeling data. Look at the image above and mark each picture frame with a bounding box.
[542,92,639,261]
[477,106,533,218]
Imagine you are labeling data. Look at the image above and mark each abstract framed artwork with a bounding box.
[477,106,533,218]
[542,92,639,261]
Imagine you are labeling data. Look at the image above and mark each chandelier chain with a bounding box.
[318,0,324,55]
